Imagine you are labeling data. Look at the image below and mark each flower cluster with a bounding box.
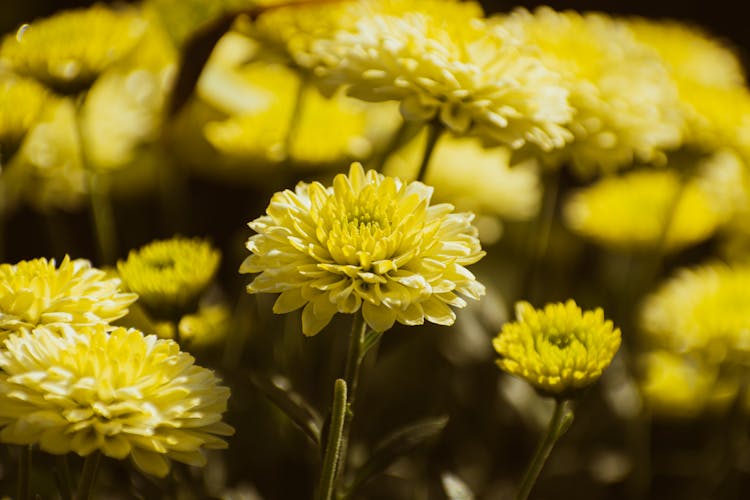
[493,300,621,397]
[118,237,221,318]
[0,256,137,341]
[0,324,233,477]
[241,162,485,335]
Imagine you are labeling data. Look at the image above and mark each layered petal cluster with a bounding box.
[563,166,729,252]
[240,162,486,335]
[501,8,683,176]
[118,237,220,318]
[493,300,621,397]
[0,324,233,477]
[0,256,137,341]
[307,0,572,151]
[0,5,146,93]
[640,262,750,362]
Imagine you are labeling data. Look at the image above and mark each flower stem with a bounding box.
[54,454,74,500]
[75,451,101,500]
[415,120,442,183]
[86,170,118,265]
[17,445,32,500]
[316,378,348,500]
[515,399,573,500]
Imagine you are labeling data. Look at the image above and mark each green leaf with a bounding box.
[441,472,474,500]
[358,329,382,364]
[343,415,449,498]
[249,372,322,446]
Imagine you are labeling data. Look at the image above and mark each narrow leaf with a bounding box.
[249,372,322,445]
[358,329,382,363]
[441,472,475,500]
[344,415,449,498]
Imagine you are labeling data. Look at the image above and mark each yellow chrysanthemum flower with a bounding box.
[0,75,51,159]
[640,262,750,362]
[240,162,486,335]
[0,256,137,341]
[638,350,738,418]
[627,18,750,155]
[383,131,541,221]
[0,5,146,93]
[306,0,572,151]
[118,237,221,319]
[0,324,234,477]
[2,98,87,213]
[493,300,621,397]
[563,167,726,252]
[154,304,231,349]
[501,8,682,177]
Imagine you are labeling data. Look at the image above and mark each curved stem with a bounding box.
[516,399,573,500]
[75,451,101,500]
[415,120,442,183]
[316,379,348,500]
[86,171,118,265]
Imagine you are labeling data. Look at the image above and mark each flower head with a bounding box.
[0,256,137,341]
[307,0,572,151]
[563,168,726,252]
[640,262,750,362]
[501,8,682,176]
[493,300,621,397]
[0,324,233,477]
[0,75,51,159]
[240,162,485,335]
[1,5,146,94]
[118,237,221,319]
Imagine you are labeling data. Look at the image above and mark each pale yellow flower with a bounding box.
[639,350,738,418]
[627,18,750,155]
[501,7,683,177]
[563,166,727,252]
[0,75,51,158]
[154,304,231,349]
[0,256,137,341]
[383,131,541,221]
[308,0,572,151]
[240,162,485,335]
[0,324,233,477]
[2,98,87,212]
[0,5,146,93]
[493,300,621,397]
[640,262,750,362]
[118,237,221,318]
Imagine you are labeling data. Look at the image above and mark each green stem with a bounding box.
[86,170,118,265]
[17,445,32,500]
[75,451,101,500]
[316,379,348,500]
[516,399,573,500]
[54,455,74,500]
[415,120,442,183]
[344,313,367,404]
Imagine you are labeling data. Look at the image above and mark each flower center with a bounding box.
[547,331,572,349]
[146,256,175,271]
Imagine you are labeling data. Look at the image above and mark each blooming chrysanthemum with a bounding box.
[638,350,738,418]
[563,168,726,252]
[640,262,750,362]
[240,162,486,335]
[627,18,750,155]
[0,5,146,93]
[0,75,50,158]
[118,237,221,318]
[308,0,572,151]
[383,132,541,220]
[493,300,621,397]
[0,256,137,341]
[2,98,87,212]
[0,324,233,477]
[154,304,231,349]
[501,7,683,177]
